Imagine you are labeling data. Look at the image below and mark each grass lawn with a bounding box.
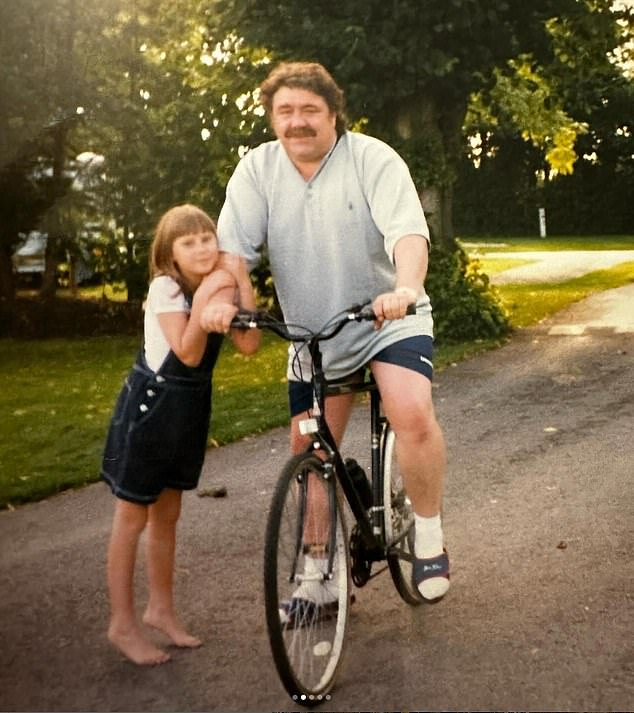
[0,333,289,509]
[1,234,633,508]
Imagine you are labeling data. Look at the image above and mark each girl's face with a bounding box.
[172,230,218,287]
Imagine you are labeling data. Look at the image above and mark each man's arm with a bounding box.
[372,234,428,326]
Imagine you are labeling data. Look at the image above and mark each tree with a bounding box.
[76,0,267,300]
[208,0,629,245]
[456,2,634,235]
[0,0,120,302]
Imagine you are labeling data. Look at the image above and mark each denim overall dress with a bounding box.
[101,333,224,504]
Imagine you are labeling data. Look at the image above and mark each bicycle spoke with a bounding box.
[382,428,423,605]
[264,454,350,702]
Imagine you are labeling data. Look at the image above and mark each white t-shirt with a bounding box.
[218,130,434,381]
[143,275,189,372]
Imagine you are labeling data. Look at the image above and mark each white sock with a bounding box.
[415,513,443,557]
[414,513,450,601]
[292,555,338,605]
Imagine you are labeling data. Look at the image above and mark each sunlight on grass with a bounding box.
[495,261,634,327]
[472,256,536,275]
[211,335,289,444]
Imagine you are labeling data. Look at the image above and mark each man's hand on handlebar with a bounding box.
[372,287,417,329]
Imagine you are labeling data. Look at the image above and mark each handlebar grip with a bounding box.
[230,310,259,329]
[357,302,417,321]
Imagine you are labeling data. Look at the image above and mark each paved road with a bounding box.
[1,285,633,712]
[487,249,634,284]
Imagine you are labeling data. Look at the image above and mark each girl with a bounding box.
[101,204,260,666]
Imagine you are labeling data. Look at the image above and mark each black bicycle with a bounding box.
[231,302,423,705]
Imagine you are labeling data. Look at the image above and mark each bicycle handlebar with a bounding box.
[230,301,416,343]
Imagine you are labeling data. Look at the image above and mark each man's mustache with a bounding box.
[285,127,317,138]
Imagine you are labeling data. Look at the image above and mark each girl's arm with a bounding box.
[201,254,261,355]
[158,270,236,367]
[226,253,261,355]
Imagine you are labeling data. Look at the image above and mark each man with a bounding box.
[203,61,449,604]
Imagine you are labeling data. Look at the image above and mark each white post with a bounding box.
[538,207,547,238]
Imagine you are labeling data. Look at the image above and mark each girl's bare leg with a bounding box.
[142,489,202,648]
[107,499,171,665]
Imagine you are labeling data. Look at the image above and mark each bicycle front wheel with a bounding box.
[382,427,423,605]
[264,453,351,704]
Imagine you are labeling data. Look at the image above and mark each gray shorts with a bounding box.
[288,335,433,417]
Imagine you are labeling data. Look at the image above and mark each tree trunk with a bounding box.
[39,124,68,301]
[40,0,77,301]
[396,95,466,248]
[0,243,16,303]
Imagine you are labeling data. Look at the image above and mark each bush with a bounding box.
[426,241,511,344]
[0,296,143,339]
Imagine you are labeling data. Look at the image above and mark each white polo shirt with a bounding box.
[218,131,434,381]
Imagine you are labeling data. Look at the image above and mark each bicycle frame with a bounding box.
[230,302,416,561]
[299,338,387,557]
[235,303,422,703]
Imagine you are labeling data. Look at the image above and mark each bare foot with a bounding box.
[142,611,203,649]
[108,624,171,666]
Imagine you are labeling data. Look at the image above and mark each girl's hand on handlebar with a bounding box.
[200,299,239,334]
[372,288,416,329]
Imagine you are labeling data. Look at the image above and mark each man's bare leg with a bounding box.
[142,489,202,648]
[288,392,355,604]
[372,361,449,601]
[107,499,171,665]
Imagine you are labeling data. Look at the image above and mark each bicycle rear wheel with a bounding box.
[264,453,351,704]
[382,427,423,605]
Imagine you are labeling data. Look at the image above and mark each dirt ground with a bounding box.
[1,284,633,712]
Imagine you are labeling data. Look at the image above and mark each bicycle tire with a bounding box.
[382,427,424,605]
[264,453,351,704]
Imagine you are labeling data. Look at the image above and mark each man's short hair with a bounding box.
[259,61,348,134]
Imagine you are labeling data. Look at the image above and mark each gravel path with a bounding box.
[487,249,634,284]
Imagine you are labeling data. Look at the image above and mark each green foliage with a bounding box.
[488,57,588,176]
[459,2,633,236]
[209,0,563,124]
[426,243,511,344]
[0,0,122,298]
[3,0,631,304]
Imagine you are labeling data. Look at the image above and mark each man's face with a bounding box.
[270,86,337,167]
